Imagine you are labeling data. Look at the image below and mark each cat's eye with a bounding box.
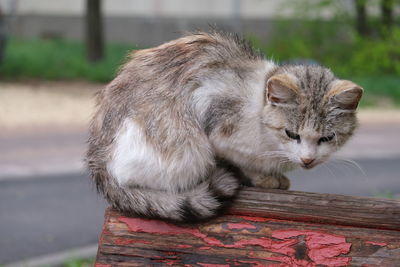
[318,133,335,145]
[285,129,301,143]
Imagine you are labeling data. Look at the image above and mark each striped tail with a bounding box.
[91,167,240,222]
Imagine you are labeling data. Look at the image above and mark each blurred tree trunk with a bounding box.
[0,6,6,64]
[86,0,104,62]
[354,0,369,37]
[380,0,393,30]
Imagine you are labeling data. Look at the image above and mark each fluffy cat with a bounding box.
[86,32,363,222]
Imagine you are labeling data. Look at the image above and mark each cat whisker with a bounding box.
[320,161,339,179]
[331,158,366,177]
[332,129,340,150]
[278,158,294,169]
[257,151,289,159]
[259,150,287,155]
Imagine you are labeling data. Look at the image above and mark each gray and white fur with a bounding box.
[86,32,363,222]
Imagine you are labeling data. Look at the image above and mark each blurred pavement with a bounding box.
[0,128,86,179]
[0,173,106,264]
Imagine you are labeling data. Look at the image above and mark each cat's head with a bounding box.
[262,65,363,169]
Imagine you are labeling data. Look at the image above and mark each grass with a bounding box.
[373,191,399,199]
[0,38,399,107]
[63,257,95,267]
[0,38,135,82]
[352,75,400,107]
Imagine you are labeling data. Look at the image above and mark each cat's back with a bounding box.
[91,32,264,149]
[93,32,261,129]
[112,32,262,92]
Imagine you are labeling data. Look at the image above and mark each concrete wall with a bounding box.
[0,0,287,18]
[10,14,275,46]
[0,0,354,46]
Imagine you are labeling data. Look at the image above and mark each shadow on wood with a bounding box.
[95,188,400,266]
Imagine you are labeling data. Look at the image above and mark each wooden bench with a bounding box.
[95,188,400,266]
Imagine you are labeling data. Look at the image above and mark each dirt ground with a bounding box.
[1,80,400,133]
[0,81,103,134]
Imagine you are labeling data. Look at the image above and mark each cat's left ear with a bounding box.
[265,74,301,107]
[327,80,363,111]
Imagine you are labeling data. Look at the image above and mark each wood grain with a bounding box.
[231,188,400,231]
[95,188,400,266]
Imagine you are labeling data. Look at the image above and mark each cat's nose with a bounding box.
[301,158,315,166]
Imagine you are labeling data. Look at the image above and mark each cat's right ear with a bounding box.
[326,80,363,111]
[266,74,300,107]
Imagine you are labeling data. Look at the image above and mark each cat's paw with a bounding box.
[210,168,240,198]
[253,174,290,190]
[182,169,240,221]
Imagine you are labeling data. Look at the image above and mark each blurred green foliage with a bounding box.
[250,25,400,107]
[353,75,400,107]
[250,23,400,78]
[248,0,400,107]
[0,38,134,82]
[63,257,95,267]
[373,191,399,199]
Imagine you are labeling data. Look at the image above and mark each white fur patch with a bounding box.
[107,119,213,192]
[107,120,162,187]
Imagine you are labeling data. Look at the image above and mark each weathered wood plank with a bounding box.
[95,188,400,266]
[232,188,400,231]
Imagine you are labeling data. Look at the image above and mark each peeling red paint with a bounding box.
[114,238,152,245]
[198,263,230,267]
[273,230,352,266]
[270,258,316,267]
[101,229,112,235]
[267,255,316,267]
[118,217,354,266]
[236,215,270,222]
[365,241,387,247]
[119,217,298,255]
[162,259,180,266]
[172,244,193,249]
[224,237,297,255]
[232,260,270,267]
[164,251,178,256]
[227,222,257,230]
[119,217,224,246]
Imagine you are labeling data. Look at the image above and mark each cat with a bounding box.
[86,32,363,222]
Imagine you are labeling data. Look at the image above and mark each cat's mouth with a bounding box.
[299,157,320,169]
[301,164,314,169]
[300,162,318,169]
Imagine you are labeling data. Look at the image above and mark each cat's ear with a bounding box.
[266,74,300,106]
[327,80,363,111]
